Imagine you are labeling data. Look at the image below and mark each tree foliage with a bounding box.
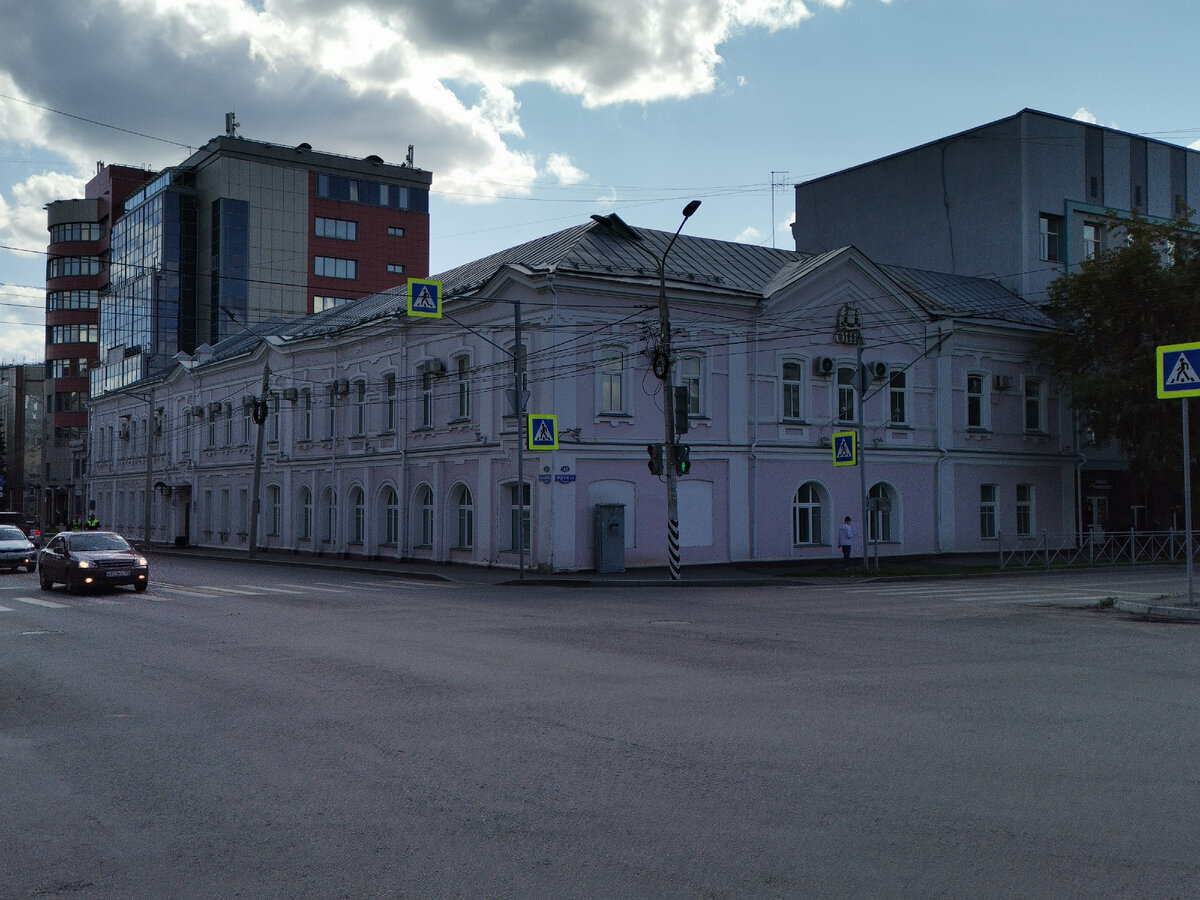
[1044,214,1200,519]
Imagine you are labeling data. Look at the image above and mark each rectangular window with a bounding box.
[456,357,471,419]
[1039,214,1062,262]
[421,371,434,428]
[314,217,358,240]
[1083,223,1102,260]
[387,263,406,274]
[888,369,907,425]
[967,374,986,430]
[353,380,367,435]
[314,256,358,280]
[387,226,407,237]
[781,361,802,420]
[599,349,624,415]
[1016,484,1034,537]
[980,484,997,539]
[837,365,857,423]
[241,405,251,445]
[680,355,702,416]
[301,389,313,441]
[384,374,397,432]
[314,295,353,312]
[1024,378,1045,433]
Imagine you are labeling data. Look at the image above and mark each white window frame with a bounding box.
[597,347,627,416]
[1023,377,1046,433]
[677,352,704,418]
[1016,484,1034,537]
[791,482,825,546]
[836,365,858,424]
[980,484,998,539]
[455,356,471,420]
[967,372,990,431]
[352,379,367,436]
[888,369,908,426]
[781,359,804,422]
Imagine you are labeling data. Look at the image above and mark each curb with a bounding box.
[1115,597,1200,623]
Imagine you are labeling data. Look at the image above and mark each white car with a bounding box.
[0,524,37,573]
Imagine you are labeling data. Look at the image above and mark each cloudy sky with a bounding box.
[2,0,1198,362]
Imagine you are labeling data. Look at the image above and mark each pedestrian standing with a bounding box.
[838,516,854,566]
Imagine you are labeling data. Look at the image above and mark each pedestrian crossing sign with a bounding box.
[407,278,443,318]
[1157,342,1200,399]
[832,430,857,467]
[527,414,558,451]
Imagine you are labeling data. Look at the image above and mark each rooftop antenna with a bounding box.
[225,112,240,138]
[406,144,414,167]
[770,170,789,249]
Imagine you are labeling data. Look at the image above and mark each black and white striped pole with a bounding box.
[656,200,701,581]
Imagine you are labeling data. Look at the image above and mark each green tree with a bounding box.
[1044,213,1200,524]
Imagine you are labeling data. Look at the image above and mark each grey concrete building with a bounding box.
[791,108,1200,304]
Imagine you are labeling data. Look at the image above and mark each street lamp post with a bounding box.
[656,200,701,581]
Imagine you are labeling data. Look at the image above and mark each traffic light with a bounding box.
[674,443,691,476]
[673,386,690,436]
[647,443,664,475]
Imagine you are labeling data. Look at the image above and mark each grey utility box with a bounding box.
[594,504,626,574]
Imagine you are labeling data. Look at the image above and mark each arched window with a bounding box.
[868,482,897,543]
[415,485,434,547]
[267,484,282,536]
[349,486,365,544]
[452,484,474,549]
[320,487,337,543]
[792,482,825,546]
[506,481,531,553]
[379,485,399,546]
[298,486,312,540]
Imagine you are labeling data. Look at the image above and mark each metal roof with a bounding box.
[240,214,1047,347]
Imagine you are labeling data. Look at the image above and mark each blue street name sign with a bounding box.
[1157,342,1200,399]
[832,430,857,467]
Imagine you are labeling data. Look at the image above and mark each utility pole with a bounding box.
[656,200,701,581]
[248,359,269,560]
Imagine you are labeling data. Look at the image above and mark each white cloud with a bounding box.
[735,225,764,244]
[544,153,588,185]
[0,282,46,363]
[1072,107,1098,124]
[0,170,90,254]
[0,0,835,224]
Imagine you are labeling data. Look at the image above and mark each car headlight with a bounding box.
[136,557,148,567]
[75,560,91,569]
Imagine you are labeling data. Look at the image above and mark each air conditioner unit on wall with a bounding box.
[813,357,834,377]
[865,361,888,381]
[337,378,350,395]
[994,375,1013,390]
[283,387,298,402]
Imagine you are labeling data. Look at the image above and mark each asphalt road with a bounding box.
[1,559,1197,898]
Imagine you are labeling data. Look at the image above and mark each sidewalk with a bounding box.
[148,543,830,588]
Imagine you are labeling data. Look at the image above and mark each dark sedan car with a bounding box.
[0,524,37,573]
[38,531,149,593]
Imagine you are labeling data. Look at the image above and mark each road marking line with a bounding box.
[192,586,266,595]
[0,605,12,612]
[245,586,303,594]
[15,596,68,609]
[280,581,348,593]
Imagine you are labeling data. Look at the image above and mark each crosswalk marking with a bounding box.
[13,596,68,609]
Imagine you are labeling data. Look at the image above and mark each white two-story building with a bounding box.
[87,213,1075,571]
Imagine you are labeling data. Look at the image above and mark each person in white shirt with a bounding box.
[838,516,854,566]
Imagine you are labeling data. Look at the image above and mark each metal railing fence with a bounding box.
[996,529,1199,570]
